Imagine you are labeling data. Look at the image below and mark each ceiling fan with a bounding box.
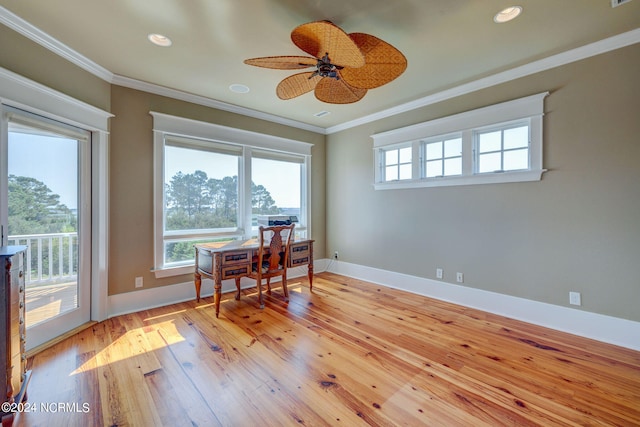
[244,20,407,104]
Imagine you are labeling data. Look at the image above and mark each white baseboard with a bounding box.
[326,260,640,351]
[108,259,639,351]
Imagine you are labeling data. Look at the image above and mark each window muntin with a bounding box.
[383,146,412,181]
[476,123,529,173]
[423,136,462,178]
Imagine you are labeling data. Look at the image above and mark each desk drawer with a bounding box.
[222,264,250,279]
[290,243,311,266]
[222,250,252,265]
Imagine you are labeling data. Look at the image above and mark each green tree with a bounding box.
[251,183,279,215]
[165,171,282,231]
[8,175,77,280]
[164,170,283,262]
[166,170,211,219]
[8,175,76,235]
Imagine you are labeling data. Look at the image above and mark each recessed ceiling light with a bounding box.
[229,84,250,94]
[493,6,522,23]
[148,33,172,47]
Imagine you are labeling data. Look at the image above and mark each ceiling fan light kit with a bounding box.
[244,20,407,104]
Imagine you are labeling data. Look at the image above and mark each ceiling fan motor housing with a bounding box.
[316,53,342,79]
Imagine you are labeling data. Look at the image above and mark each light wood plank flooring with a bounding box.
[16,272,640,426]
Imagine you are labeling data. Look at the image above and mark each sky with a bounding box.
[165,145,301,208]
[8,132,78,209]
[8,132,301,213]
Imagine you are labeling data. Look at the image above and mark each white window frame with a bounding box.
[372,92,548,190]
[151,112,313,278]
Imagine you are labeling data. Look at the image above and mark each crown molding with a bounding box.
[2,6,638,135]
[112,75,326,135]
[0,6,113,81]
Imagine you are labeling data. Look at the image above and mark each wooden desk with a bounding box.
[194,239,314,317]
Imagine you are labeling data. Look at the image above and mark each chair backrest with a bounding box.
[258,224,295,273]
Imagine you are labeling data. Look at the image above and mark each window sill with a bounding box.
[373,169,547,190]
[152,264,194,279]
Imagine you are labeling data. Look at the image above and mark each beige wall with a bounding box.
[326,44,640,322]
[108,85,326,295]
[0,25,111,111]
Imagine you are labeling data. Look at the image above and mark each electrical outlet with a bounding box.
[333,251,339,259]
[135,276,143,288]
[456,272,464,283]
[569,291,581,306]
[436,268,443,279]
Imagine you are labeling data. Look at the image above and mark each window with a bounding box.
[382,146,412,181]
[372,92,548,189]
[423,136,462,178]
[151,112,312,277]
[476,123,529,173]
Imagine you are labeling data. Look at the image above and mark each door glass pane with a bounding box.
[8,126,79,328]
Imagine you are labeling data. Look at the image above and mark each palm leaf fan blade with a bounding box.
[340,33,407,89]
[314,76,367,104]
[244,56,317,69]
[291,21,365,68]
[276,72,322,99]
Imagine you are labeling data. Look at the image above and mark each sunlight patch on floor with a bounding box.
[70,321,185,375]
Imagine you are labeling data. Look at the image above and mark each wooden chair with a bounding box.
[248,224,295,309]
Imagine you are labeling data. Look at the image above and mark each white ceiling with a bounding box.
[1,0,638,133]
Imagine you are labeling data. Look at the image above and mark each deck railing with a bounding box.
[7,232,78,285]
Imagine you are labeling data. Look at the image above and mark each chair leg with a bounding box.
[257,278,264,309]
[266,278,271,294]
[282,273,289,302]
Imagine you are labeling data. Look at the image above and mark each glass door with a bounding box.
[1,108,91,349]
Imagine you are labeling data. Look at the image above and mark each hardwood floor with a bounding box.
[16,272,640,426]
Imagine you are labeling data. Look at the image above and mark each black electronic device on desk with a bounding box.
[257,215,299,226]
